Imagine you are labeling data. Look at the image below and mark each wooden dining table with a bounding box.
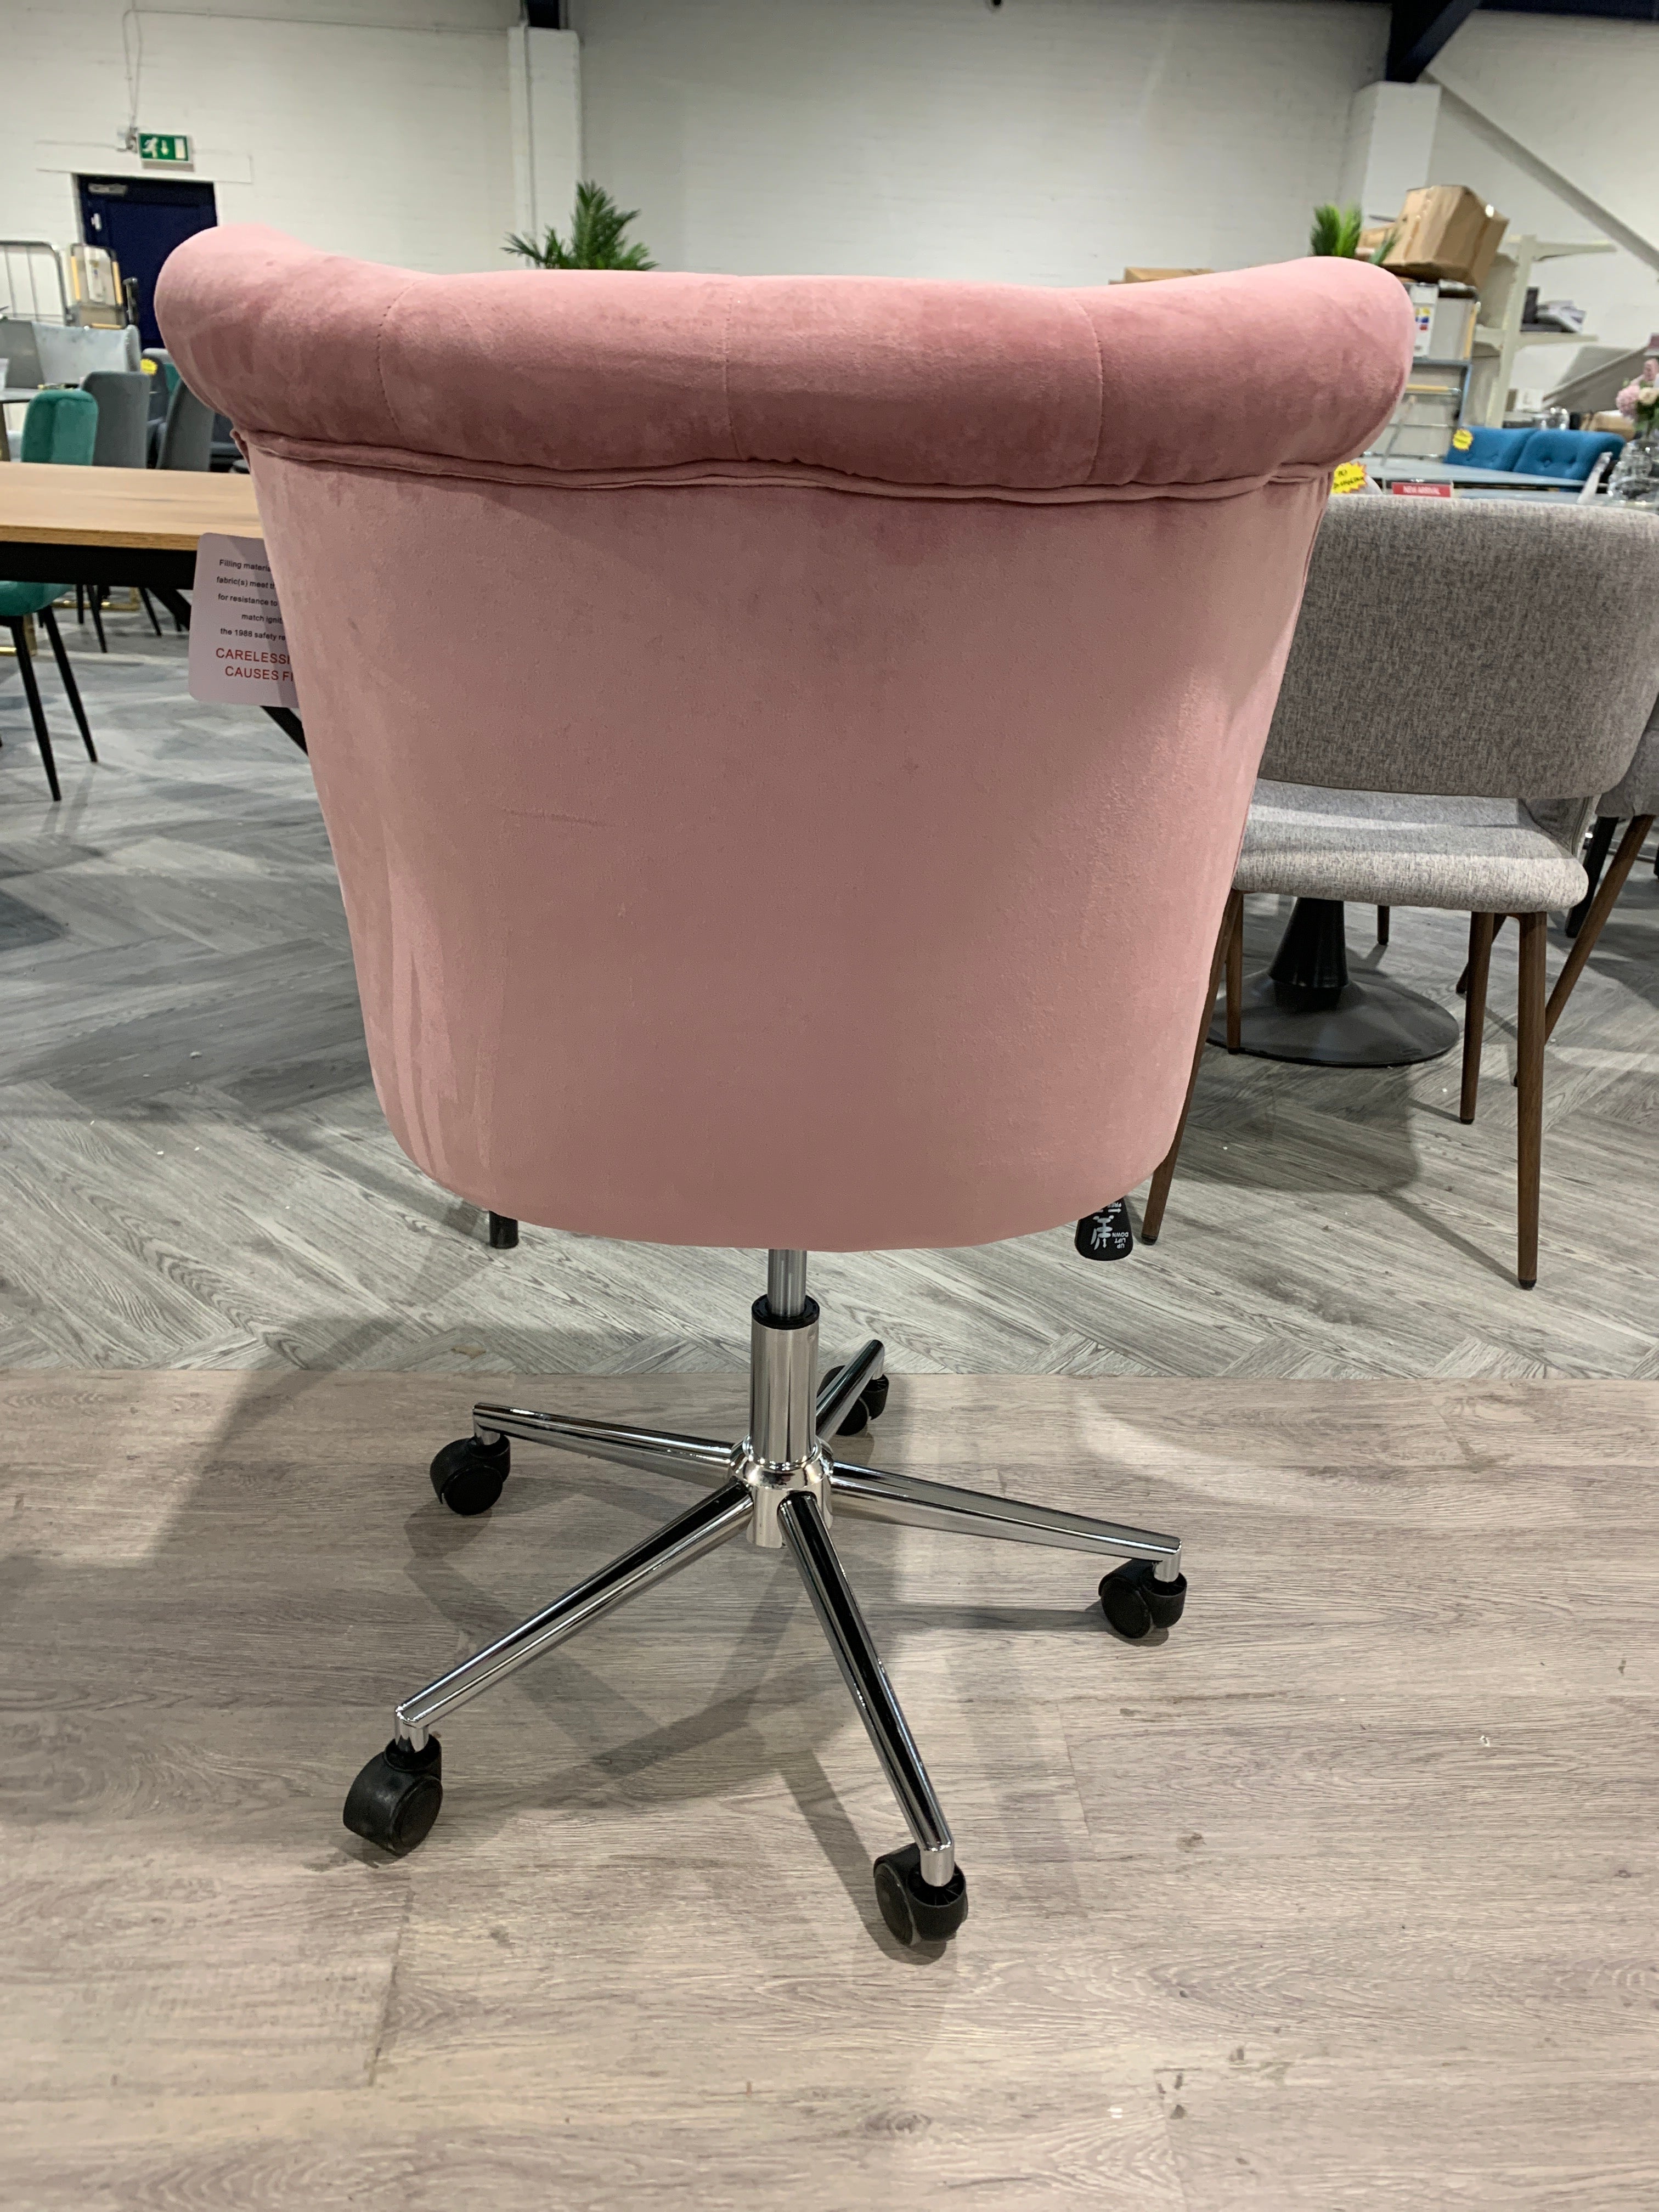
[0,462,304,751]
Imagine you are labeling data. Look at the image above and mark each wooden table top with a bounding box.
[0,463,261,551]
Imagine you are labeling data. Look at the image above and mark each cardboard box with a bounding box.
[1384,186,1507,289]
[1120,267,1212,284]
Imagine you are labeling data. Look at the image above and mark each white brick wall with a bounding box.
[0,0,521,274]
[571,0,1391,283]
[509,25,583,246]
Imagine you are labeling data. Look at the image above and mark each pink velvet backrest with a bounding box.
[159,228,1410,1251]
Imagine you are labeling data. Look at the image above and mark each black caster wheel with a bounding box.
[1099,1557,1187,1641]
[342,1735,443,1855]
[873,1843,968,1945]
[1075,1198,1135,1261]
[429,1432,509,1516]
[821,1367,890,1437]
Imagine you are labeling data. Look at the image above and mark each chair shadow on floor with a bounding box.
[1375,1188,1518,1287]
[1171,1059,1425,1197]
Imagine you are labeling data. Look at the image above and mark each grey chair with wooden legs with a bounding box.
[1545,714,1658,1037]
[1139,498,1659,1288]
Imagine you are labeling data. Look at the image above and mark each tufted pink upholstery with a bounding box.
[160,227,1410,1250]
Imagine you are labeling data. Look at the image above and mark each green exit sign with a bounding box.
[138,133,191,165]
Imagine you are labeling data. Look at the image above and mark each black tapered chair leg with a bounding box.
[138,588,164,639]
[89,590,108,654]
[5,620,63,800]
[75,583,85,627]
[40,607,97,761]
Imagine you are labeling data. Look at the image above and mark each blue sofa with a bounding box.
[1447,425,1626,481]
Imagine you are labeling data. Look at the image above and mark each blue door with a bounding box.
[76,176,217,350]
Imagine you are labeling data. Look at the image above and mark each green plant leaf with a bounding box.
[505,226,572,268]
[504,180,655,270]
[1310,202,1364,258]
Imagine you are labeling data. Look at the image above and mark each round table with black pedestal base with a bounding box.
[1212,896,1459,1069]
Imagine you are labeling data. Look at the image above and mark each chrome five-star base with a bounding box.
[342,1250,1186,1946]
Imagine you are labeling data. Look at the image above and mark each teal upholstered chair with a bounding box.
[2,387,99,799]
[19,384,97,464]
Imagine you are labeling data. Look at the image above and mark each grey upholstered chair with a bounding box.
[155,375,214,472]
[82,368,149,468]
[1546,708,1657,1035]
[1142,497,1659,1288]
[81,369,166,644]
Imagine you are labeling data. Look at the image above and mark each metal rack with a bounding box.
[0,240,69,325]
[1369,356,1474,462]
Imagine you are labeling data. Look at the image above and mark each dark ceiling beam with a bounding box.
[1483,3,1659,19]
[1386,1,1484,81]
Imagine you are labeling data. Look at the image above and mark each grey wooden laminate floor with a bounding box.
[2,1369,1654,2209]
[1,614,1656,1380]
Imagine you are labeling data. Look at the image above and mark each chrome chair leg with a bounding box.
[343,1481,753,1852]
[780,1489,968,1943]
[815,1336,886,1439]
[426,1403,735,1514]
[828,1460,1186,1643]
[828,1460,1182,1575]
[781,1493,955,1876]
[399,1480,751,1743]
[473,1403,736,1482]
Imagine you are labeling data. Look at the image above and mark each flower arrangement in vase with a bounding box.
[1607,357,1659,502]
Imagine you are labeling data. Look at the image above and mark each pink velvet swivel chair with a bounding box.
[160,229,1409,1947]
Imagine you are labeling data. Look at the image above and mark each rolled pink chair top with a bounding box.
[161,226,1405,496]
[159,229,1411,1252]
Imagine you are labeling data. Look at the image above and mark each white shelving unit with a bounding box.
[1469,236,1615,426]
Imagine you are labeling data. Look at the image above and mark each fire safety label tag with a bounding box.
[187,534,298,709]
